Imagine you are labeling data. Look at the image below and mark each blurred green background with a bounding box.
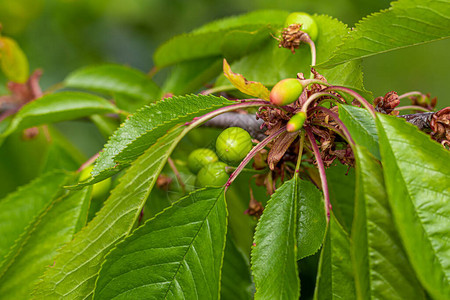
[0,0,448,195]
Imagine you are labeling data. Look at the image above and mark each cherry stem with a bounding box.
[184,100,270,126]
[225,126,286,191]
[301,92,341,114]
[200,85,235,95]
[323,86,376,118]
[305,126,331,221]
[309,106,355,145]
[299,78,331,88]
[398,91,423,100]
[167,157,186,194]
[395,105,431,112]
[77,152,100,173]
[295,131,305,173]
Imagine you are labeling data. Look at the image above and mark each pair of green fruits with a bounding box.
[188,127,253,187]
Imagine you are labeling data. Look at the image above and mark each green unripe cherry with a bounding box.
[216,127,253,165]
[187,148,219,174]
[79,165,111,200]
[287,112,307,132]
[195,162,229,187]
[270,78,304,106]
[285,12,318,41]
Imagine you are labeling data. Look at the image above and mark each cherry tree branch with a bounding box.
[203,111,437,139]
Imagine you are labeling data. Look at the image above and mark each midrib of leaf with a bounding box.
[163,191,225,299]
[376,114,450,299]
[251,177,299,300]
[352,145,424,300]
[381,130,448,280]
[33,126,190,299]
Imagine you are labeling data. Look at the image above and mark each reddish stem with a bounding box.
[167,157,186,194]
[305,126,331,221]
[184,100,271,126]
[323,86,376,118]
[225,126,286,191]
[309,106,355,145]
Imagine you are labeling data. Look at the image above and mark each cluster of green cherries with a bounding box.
[188,127,253,187]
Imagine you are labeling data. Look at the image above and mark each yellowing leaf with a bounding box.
[223,59,270,100]
[0,37,29,83]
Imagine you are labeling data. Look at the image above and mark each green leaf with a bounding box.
[339,104,380,160]
[221,236,253,300]
[154,10,288,67]
[326,163,355,232]
[216,15,369,98]
[297,179,327,260]
[314,214,356,300]
[318,0,450,68]
[79,95,233,187]
[376,114,450,299]
[0,187,91,299]
[93,187,227,299]
[251,177,299,300]
[33,124,204,298]
[0,37,29,83]
[162,57,223,95]
[352,145,425,299]
[0,171,69,264]
[192,10,288,34]
[65,64,161,107]
[0,91,118,145]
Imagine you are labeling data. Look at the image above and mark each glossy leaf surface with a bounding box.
[94,187,227,299]
[251,177,299,300]
[0,92,118,144]
[339,104,380,160]
[377,113,450,299]
[0,171,69,264]
[34,126,188,298]
[78,94,233,187]
[352,145,425,299]
[0,187,91,299]
[314,215,356,300]
[65,64,160,105]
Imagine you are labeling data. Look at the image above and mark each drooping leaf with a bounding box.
[65,64,161,108]
[0,91,118,145]
[223,59,270,101]
[0,36,29,83]
[318,0,450,68]
[75,94,233,187]
[33,124,207,298]
[297,179,327,260]
[314,214,356,300]
[326,163,355,232]
[154,10,288,67]
[0,187,91,299]
[251,177,299,300]
[339,104,380,160]
[216,15,370,99]
[376,113,450,299]
[93,187,227,299]
[0,171,69,264]
[352,145,425,299]
[221,236,253,300]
